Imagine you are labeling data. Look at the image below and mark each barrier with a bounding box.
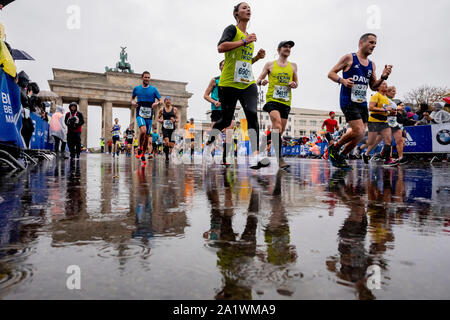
[30,112,53,150]
[404,124,449,154]
[0,69,23,148]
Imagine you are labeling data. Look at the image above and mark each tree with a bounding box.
[403,85,448,109]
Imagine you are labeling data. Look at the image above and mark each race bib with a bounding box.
[351,84,367,103]
[127,134,133,139]
[273,85,290,101]
[234,60,254,83]
[163,120,174,129]
[387,116,398,127]
[139,106,152,118]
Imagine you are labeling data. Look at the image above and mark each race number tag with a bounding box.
[189,128,195,133]
[273,85,290,101]
[351,84,367,103]
[163,120,174,130]
[387,116,398,127]
[139,106,152,118]
[234,60,254,83]
[127,134,133,139]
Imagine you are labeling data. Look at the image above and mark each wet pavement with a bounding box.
[0,154,449,300]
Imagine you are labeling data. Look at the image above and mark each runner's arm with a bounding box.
[256,61,271,85]
[204,78,218,104]
[368,96,385,112]
[328,54,353,84]
[369,62,392,91]
[157,109,163,123]
[290,62,299,88]
[174,107,179,125]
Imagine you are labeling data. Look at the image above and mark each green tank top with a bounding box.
[266,60,293,106]
[219,26,255,90]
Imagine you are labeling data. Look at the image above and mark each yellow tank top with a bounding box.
[369,92,390,123]
[266,60,293,106]
[219,26,255,90]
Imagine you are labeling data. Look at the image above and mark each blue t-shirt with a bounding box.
[132,85,161,119]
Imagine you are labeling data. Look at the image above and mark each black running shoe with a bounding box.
[363,154,371,164]
[398,157,408,165]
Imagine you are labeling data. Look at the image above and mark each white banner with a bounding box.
[431,123,450,153]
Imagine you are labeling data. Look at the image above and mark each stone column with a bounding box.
[102,101,113,142]
[130,107,138,134]
[79,98,88,148]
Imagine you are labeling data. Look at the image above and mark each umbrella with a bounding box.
[0,1,15,7]
[11,49,34,61]
[444,97,450,104]
[37,90,59,100]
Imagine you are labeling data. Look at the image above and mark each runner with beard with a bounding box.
[327,33,392,168]
[158,96,179,162]
[131,71,163,166]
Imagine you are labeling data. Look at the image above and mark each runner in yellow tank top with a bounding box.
[256,41,299,170]
[206,2,269,170]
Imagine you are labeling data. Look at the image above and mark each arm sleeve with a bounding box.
[218,25,237,46]
[132,87,137,99]
[78,112,85,127]
[155,88,161,100]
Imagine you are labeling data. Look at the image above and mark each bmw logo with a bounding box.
[436,129,450,145]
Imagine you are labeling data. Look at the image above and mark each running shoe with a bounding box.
[383,158,397,167]
[136,148,144,159]
[362,154,371,164]
[327,144,339,163]
[398,157,408,165]
[250,156,271,170]
[371,153,383,161]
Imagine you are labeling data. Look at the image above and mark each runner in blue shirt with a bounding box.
[131,71,162,166]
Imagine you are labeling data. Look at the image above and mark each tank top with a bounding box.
[219,25,255,90]
[211,76,221,111]
[162,106,175,130]
[266,60,293,106]
[112,124,120,137]
[340,53,373,108]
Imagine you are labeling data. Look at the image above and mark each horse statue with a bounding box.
[105,46,134,73]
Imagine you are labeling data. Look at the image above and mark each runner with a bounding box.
[184,118,195,159]
[206,2,268,170]
[362,81,395,166]
[124,123,135,157]
[386,86,407,165]
[232,121,242,158]
[111,118,121,158]
[265,125,272,157]
[158,96,179,162]
[204,60,225,127]
[131,71,162,166]
[327,33,392,168]
[151,124,159,157]
[322,111,339,145]
[256,40,299,169]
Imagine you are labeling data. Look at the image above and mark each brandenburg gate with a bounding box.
[48,68,193,147]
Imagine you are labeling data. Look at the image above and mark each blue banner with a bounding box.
[0,69,23,147]
[404,125,433,153]
[30,112,52,150]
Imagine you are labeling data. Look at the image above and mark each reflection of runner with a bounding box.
[327,33,392,168]
[131,71,162,166]
[232,121,242,158]
[133,167,153,240]
[257,40,298,169]
[158,97,179,162]
[206,2,268,170]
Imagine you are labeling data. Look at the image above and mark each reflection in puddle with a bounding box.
[0,155,449,299]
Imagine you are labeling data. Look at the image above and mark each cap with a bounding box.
[278,40,295,49]
[164,96,172,101]
[329,111,335,115]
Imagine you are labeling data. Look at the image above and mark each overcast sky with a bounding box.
[2,0,449,146]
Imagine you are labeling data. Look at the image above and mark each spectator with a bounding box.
[416,102,450,125]
[395,101,416,127]
[416,103,431,121]
[107,139,113,153]
[64,102,85,160]
[49,106,68,158]
[100,137,105,153]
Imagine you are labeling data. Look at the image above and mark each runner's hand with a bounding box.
[152,102,159,108]
[382,65,393,78]
[131,100,137,107]
[246,33,257,44]
[342,78,354,88]
[255,48,265,60]
[260,79,268,86]
[289,81,298,89]
[214,101,221,108]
